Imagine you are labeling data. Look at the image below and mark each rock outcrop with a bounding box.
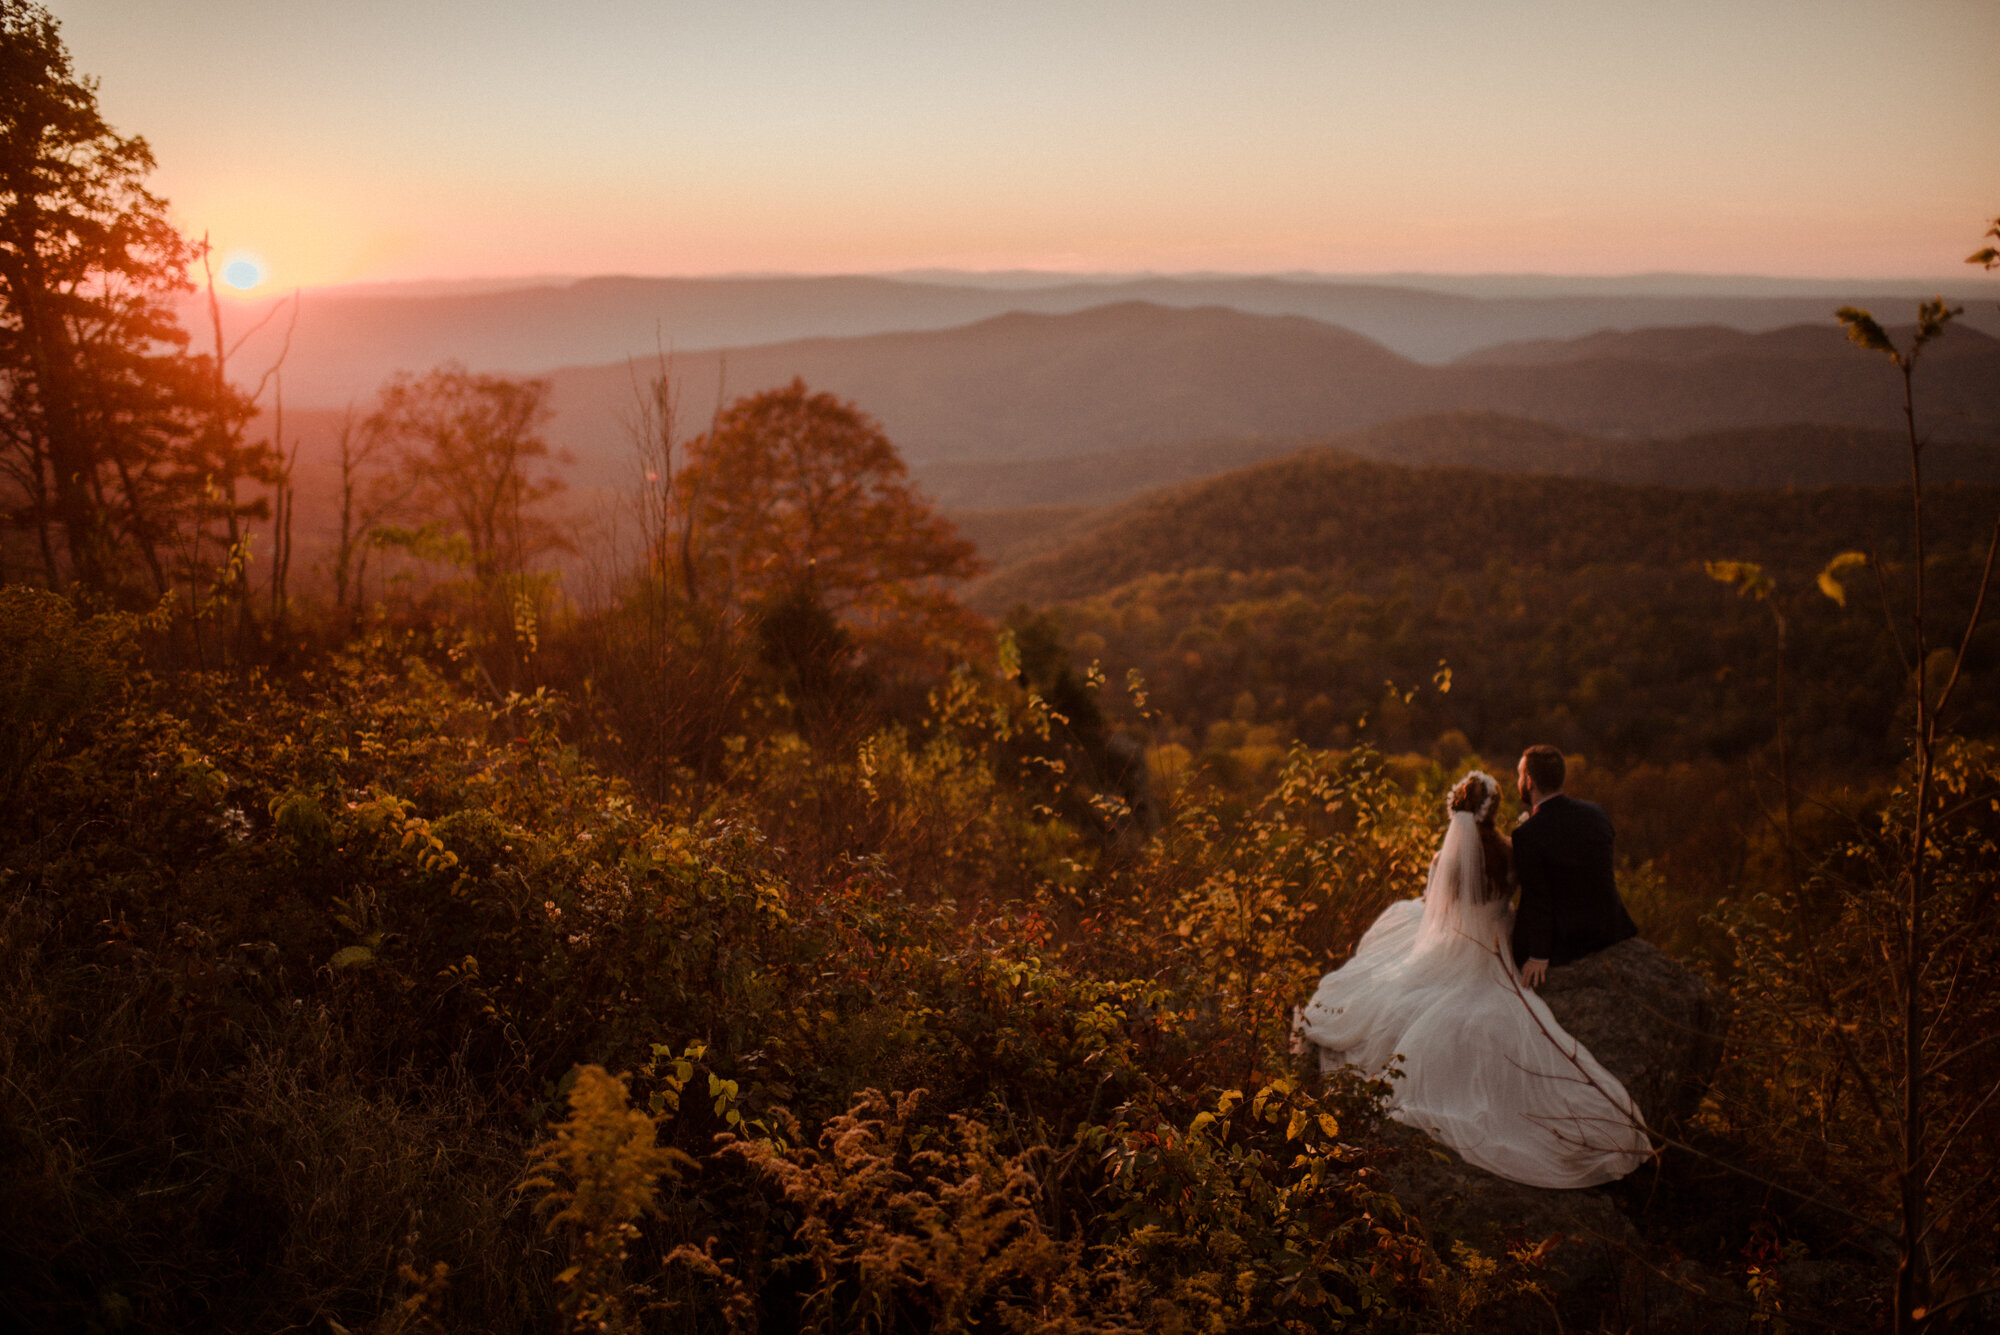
[1537,936,1726,1135]
[1365,937,1732,1329]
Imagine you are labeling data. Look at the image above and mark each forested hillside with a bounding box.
[924,413,1999,510]
[971,452,2000,772]
[1297,413,2000,490]
[975,450,2000,607]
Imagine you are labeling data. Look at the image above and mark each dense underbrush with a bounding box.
[4,587,1993,1331]
[0,595,1490,1332]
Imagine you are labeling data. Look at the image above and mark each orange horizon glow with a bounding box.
[69,1,1997,294]
[188,202,2000,297]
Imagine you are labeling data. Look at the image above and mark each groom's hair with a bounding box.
[1522,744,1565,794]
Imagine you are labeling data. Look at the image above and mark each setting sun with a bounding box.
[220,256,264,291]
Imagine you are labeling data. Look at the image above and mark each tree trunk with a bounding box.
[2,245,104,588]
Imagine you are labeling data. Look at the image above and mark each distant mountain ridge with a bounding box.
[522,303,1998,484]
[249,302,1999,506]
[1456,323,1886,366]
[204,271,2000,409]
[886,269,2000,300]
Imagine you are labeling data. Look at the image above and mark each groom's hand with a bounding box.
[1521,958,1548,988]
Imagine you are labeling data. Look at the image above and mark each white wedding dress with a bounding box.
[1298,810,1652,1188]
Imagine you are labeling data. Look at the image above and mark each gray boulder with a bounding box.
[1538,936,1726,1135]
[1379,1120,1647,1300]
[1366,937,1730,1327]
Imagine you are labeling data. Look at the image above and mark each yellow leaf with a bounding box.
[330,945,374,969]
[1705,560,1772,601]
[1317,1113,1340,1138]
[996,628,1021,680]
[1287,1109,1308,1141]
[1817,551,1867,607]
[1837,307,1896,355]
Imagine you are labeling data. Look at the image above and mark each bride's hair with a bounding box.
[1446,770,1513,903]
[1447,770,1501,824]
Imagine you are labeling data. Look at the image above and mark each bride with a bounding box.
[1296,771,1652,1189]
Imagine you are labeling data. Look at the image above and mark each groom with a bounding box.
[1511,744,1638,988]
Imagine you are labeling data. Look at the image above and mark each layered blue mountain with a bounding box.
[250,297,2000,543]
[213,271,2000,411]
[523,303,1999,480]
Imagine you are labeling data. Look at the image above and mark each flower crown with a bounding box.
[1447,770,1500,822]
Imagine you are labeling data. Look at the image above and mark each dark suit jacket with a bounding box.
[1511,794,1638,967]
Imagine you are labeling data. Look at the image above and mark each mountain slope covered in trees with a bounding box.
[974,450,2000,608]
[922,412,2000,510]
[970,452,2000,778]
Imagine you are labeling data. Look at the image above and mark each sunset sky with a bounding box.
[54,0,2000,293]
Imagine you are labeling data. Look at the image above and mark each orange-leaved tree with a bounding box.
[677,378,985,672]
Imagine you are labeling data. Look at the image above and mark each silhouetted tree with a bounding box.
[0,1,266,598]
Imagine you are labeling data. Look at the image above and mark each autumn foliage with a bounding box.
[5,11,2000,1330]
[678,378,985,669]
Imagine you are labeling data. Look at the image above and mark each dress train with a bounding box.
[1298,811,1652,1189]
